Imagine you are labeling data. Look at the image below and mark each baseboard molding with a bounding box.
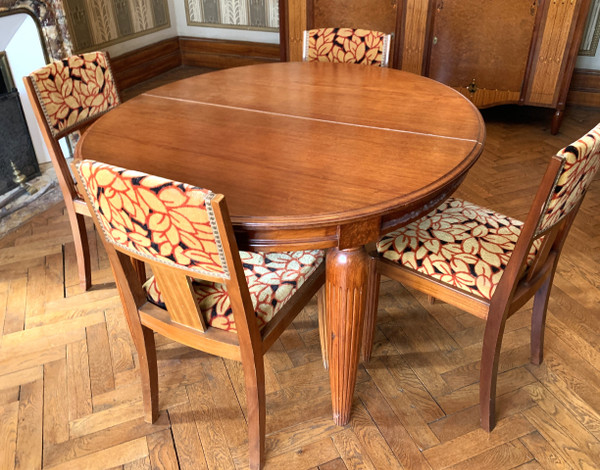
[111,37,181,91]
[179,37,280,69]
[567,68,600,108]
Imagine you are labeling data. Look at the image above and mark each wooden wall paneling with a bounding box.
[399,0,430,74]
[567,68,600,107]
[179,37,280,68]
[110,38,181,91]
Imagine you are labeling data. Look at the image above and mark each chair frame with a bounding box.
[302,28,392,67]
[22,52,145,291]
[73,161,325,469]
[365,145,597,432]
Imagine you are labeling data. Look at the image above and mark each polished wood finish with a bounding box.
[369,126,599,432]
[76,62,485,426]
[1,88,598,469]
[106,36,599,110]
[72,167,326,469]
[280,0,593,132]
[399,0,429,74]
[325,246,369,425]
[428,0,536,106]
[110,38,181,91]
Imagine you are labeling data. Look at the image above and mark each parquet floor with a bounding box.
[0,78,599,469]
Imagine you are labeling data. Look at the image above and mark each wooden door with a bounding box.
[427,0,538,107]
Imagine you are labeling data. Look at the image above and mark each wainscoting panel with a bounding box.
[110,37,182,90]
[62,0,170,52]
[179,36,280,68]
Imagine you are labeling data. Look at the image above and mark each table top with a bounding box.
[77,61,485,250]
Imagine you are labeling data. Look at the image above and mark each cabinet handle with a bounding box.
[467,79,478,94]
[531,0,537,15]
[437,0,444,11]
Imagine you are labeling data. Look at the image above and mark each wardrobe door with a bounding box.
[427,0,538,107]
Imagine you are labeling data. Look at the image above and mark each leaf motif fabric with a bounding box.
[377,198,542,300]
[30,51,119,137]
[145,250,325,332]
[306,28,388,66]
[77,160,228,277]
[538,124,600,233]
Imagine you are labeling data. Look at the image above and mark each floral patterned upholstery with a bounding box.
[538,124,600,234]
[377,198,543,300]
[145,250,325,332]
[76,160,229,278]
[29,51,119,137]
[303,28,390,67]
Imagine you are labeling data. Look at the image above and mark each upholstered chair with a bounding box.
[302,27,392,67]
[24,51,124,291]
[366,124,600,431]
[73,159,326,470]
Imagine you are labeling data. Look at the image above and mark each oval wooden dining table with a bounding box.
[76,61,485,426]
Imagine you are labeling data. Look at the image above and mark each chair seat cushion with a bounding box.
[145,250,324,332]
[376,198,542,300]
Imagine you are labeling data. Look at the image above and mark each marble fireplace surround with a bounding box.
[0,0,73,60]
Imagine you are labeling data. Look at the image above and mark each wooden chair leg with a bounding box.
[242,357,266,470]
[138,325,159,423]
[67,209,92,291]
[531,276,553,365]
[361,258,380,363]
[479,308,507,432]
[317,287,329,369]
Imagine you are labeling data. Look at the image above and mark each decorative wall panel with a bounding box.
[186,0,278,31]
[61,0,170,52]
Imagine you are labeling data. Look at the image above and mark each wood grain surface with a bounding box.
[77,62,484,237]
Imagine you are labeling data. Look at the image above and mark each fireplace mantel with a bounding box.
[0,0,72,60]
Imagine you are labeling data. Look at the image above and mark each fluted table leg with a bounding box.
[326,246,369,426]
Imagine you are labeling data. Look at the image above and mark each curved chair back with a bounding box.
[26,51,120,139]
[302,27,392,67]
[73,159,326,469]
[74,159,249,333]
[504,124,600,296]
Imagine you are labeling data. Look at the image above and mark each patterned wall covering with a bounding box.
[186,0,278,31]
[61,0,170,52]
[0,0,73,60]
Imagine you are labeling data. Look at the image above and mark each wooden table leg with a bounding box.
[326,246,369,426]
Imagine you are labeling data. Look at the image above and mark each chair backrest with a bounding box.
[74,159,254,334]
[302,28,392,67]
[536,125,600,235]
[502,123,600,296]
[25,51,120,140]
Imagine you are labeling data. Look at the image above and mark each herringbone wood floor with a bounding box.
[1,75,599,468]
